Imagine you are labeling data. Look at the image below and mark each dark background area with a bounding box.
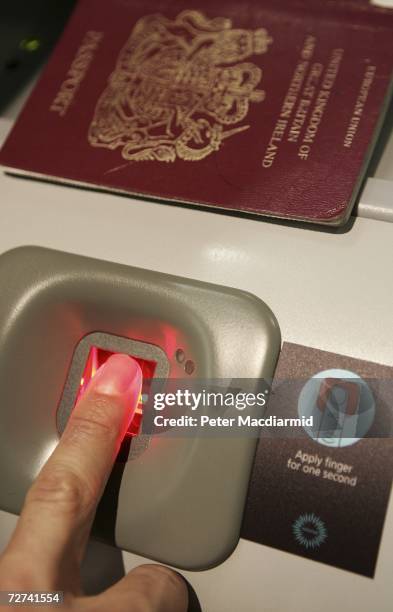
[0,0,76,112]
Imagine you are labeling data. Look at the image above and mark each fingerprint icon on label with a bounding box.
[298,369,375,447]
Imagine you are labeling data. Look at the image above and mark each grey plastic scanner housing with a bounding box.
[0,247,281,570]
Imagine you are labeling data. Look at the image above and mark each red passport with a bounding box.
[1,0,393,225]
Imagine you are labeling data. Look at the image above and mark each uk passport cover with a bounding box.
[1,0,393,225]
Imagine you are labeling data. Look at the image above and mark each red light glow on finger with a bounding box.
[77,346,156,436]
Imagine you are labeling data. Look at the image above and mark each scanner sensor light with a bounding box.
[76,346,156,436]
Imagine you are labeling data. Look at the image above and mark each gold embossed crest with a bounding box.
[88,10,272,162]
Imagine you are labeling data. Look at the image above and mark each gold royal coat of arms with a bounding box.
[88,10,272,163]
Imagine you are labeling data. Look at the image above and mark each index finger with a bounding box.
[5,354,142,580]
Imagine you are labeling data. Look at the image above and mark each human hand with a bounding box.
[0,354,188,611]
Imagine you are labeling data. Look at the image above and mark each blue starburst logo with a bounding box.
[292,513,328,549]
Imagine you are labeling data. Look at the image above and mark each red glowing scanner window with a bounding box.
[77,346,156,437]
